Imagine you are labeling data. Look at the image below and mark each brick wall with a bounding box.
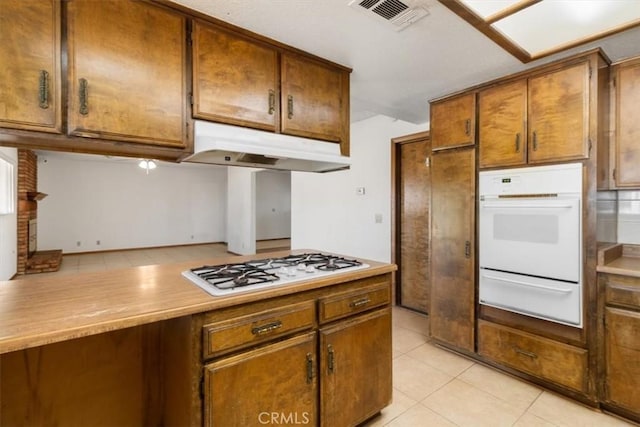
[17,149,37,274]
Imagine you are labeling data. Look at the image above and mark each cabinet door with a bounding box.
[67,0,187,147]
[431,93,475,150]
[528,62,590,163]
[0,0,61,133]
[605,307,640,413]
[320,308,392,427]
[281,54,347,143]
[478,80,527,168]
[193,22,278,131]
[204,332,317,427]
[430,147,475,352]
[614,61,640,187]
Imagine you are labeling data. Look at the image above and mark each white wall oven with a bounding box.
[479,163,583,327]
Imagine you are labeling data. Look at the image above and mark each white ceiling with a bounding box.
[170,0,640,125]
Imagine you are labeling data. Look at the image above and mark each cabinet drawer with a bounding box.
[478,320,588,392]
[203,300,315,359]
[318,282,390,324]
[604,274,640,309]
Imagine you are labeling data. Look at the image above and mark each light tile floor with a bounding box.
[16,244,637,426]
[365,307,636,427]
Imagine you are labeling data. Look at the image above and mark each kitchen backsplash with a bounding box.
[597,190,617,243]
[618,190,640,244]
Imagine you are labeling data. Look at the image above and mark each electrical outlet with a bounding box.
[375,213,383,224]
[96,240,100,245]
[76,241,81,247]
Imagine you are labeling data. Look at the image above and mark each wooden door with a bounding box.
[398,135,431,312]
[605,307,640,414]
[66,0,187,147]
[528,61,590,163]
[430,147,475,352]
[193,21,278,132]
[320,308,392,427]
[478,79,527,168]
[614,60,640,187]
[281,54,347,143]
[430,93,475,150]
[204,332,317,427]
[0,0,61,133]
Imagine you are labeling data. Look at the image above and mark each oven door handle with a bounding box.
[482,274,573,294]
[481,203,575,209]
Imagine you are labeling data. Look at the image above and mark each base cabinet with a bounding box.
[319,308,392,427]
[204,332,318,427]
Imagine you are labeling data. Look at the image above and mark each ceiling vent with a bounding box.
[348,0,429,31]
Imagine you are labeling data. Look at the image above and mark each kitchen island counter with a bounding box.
[597,243,640,278]
[0,249,396,355]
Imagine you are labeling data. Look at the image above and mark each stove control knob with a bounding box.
[305,265,316,273]
[287,267,297,276]
[297,263,307,271]
[278,266,288,275]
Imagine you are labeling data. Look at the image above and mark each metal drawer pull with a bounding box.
[268,89,275,115]
[515,133,520,153]
[532,131,538,151]
[251,320,282,336]
[287,95,294,119]
[306,353,314,383]
[481,203,573,209]
[464,118,471,136]
[513,347,537,359]
[328,344,335,374]
[482,274,573,294]
[465,240,471,258]
[349,297,370,308]
[39,70,49,109]
[79,78,89,115]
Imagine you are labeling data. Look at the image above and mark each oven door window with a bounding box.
[479,197,581,283]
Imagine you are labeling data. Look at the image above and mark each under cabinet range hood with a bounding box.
[182,121,351,173]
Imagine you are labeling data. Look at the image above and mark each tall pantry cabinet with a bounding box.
[429,94,476,353]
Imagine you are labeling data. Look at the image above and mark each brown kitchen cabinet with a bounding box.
[430,93,475,151]
[430,147,475,353]
[192,21,279,132]
[197,274,393,427]
[66,0,188,148]
[478,79,527,168]
[281,53,349,145]
[319,309,392,427]
[204,332,318,427]
[612,57,640,187]
[601,273,640,422]
[0,0,61,133]
[528,61,590,164]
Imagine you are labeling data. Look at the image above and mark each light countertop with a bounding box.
[597,243,640,278]
[0,250,395,355]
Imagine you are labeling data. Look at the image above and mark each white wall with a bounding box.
[37,152,227,253]
[291,115,426,263]
[256,170,290,240]
[0,147,17,280]
[226,167,256,255]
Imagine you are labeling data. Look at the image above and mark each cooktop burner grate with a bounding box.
[183,252,368,296]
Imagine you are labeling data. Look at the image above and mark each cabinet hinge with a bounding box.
[189,93,194,107]
[425,156,430,167]
[199,375,205,398]
[613,168,617,182]
[589,66,592,79]
[188,29,193,46]
[612,76,616,88]
[588,139,592,154]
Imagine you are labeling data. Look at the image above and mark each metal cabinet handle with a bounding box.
[515,133,520,153]
[306,353,314,383]
[39,70,49,109]
[328,344,335,374]
[464,118,471,136]
[251,320,282,336]
[465,241,471,258]
[513,347,537,359]
[287,95,294,119]
[268,89,275,115]
[349,297,370,308]
[532,131,538,151]
[79,78,89,115]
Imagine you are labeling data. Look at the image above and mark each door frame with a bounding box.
[390,131,430,306]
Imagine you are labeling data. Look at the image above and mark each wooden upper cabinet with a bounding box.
[528,61,590,163]
[66,0,187,148]
[193,21,279,132]
[281,54,348,144]
[0,0,61,133]
[430,93,475,150]
[478,80,527,168]
[614,59,640,187]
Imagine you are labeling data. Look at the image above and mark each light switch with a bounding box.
[356,187,365,195]
[375,213,383,223]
